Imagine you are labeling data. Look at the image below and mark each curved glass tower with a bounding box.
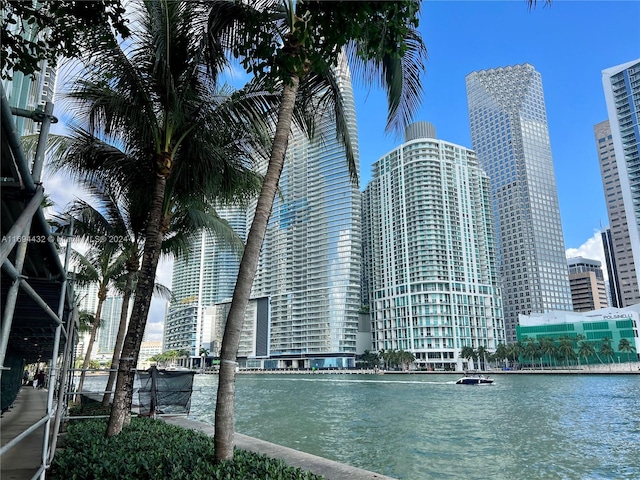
[252,56,361,368]
[363,122,504,371]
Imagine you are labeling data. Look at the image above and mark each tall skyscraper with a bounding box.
[1,13,57,137]
[566,257,608,312]
[601,228,623,307]
[164,206,246,355]
[466,63,573,342]
[165,57,361,369]
[602,59,640,303]
[595,121,639,307]
[362,122,504,370]
[250,56,361,368]
[97,296,124,355]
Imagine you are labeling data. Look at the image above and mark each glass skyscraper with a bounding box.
[466,63,572,343]
[164,206,246,355]
[251,56,361,368]
[595,120,640,307]
[362,122,504,370]
[165,57,362,368]
[602,59,640,302]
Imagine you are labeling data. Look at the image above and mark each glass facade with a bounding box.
[602,60,640,301]
[595,121,640,307]
[362,122,505,370]
[251,56,361,367]
[166,58,361,368]
[165,206,246,355]
[97,296,125,355]
[517,307,640,365]
[466,64,573,343]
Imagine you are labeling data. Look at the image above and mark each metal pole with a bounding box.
[0,218,32,383]
[0,414,49,457]
[0,186,45,264]
[31,101,55,184]
[1,260,63,325]
[48,221,74,463]
[41,322,62,478]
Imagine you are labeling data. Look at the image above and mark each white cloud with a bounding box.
[145,256,174,343]
[43,171,87,212]
[566,231,607,279]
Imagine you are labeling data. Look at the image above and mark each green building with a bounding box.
[517,306,639,366]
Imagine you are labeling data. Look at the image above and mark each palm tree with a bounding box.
[577,341,595,371]
[557,336,577,368]
[207,0,426,461]
[506,342,524,368]
[398,350,416,371]
[523,339,539,369]
[73,247,127,402]
[599,337,615,369]
[538,337,557,369]
[476,346,488,371]
[56,0,279,437]
[379,349,394,370]
[59,180,145,407]
[77,310,96,335]
[617,338,636,367]
[56,155,238,407]
[460,346,476,371]
[358,350,380,369]
[177,349,191,368]
[199,347,210,370]
[493,343,508,370]
[573,334,586,368]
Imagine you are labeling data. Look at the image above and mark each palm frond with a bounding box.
[345,20,427,135]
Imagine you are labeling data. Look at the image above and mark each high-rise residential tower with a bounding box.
[165,57,362,369]
[250,56,362,369]
[164,206,246,355]
[566,257,608,312]
[97,296,125,355]
[362,122,505,371]
[466,63,573,342]
[595,121,640,307]
[602,59,640,303]
[601,227,623,307]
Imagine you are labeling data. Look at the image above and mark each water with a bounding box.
[187,373,640,480]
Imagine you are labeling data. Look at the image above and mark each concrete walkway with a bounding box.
[0,386,49,480]
[162,415,396,480]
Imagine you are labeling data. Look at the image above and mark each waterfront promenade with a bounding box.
[0,386,49,480]
[0,385,395,480]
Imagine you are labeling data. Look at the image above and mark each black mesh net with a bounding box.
[136,366,195,415]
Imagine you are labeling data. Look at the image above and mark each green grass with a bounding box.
[51,418,323,480]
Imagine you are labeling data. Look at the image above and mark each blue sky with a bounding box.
[50,1,639,339]
[353,0,640,253]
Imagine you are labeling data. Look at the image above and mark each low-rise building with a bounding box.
[517,305,640,365]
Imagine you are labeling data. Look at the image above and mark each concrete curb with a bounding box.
[162,415,396,480]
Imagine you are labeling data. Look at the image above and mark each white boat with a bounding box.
[163,365,191,371]
[456,374,494,385]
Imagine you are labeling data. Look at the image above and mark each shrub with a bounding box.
[51,418,323,479]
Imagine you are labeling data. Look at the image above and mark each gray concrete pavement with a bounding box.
[0,386,49,480]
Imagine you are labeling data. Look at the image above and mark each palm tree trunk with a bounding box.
[75,296,105,403]
[102,265,136,406]
[106,174,167,437]
[214,75,300,463]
